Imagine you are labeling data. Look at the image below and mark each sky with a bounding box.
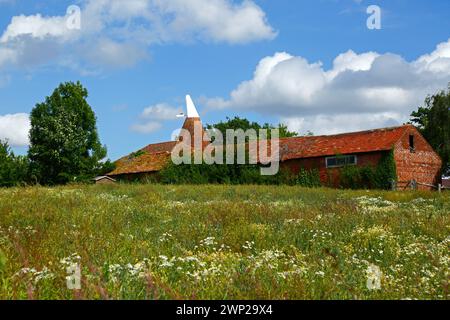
[0,0,449,160]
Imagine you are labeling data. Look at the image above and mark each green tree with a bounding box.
[206,116,298,141]
[0,140,29,187]
[410,85,450,175]
[28,81,108,185]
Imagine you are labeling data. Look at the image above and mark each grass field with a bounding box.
[0,184,448,300]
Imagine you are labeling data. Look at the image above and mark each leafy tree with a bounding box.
[410,85,450,175]
[28,81,109,185]
[0,140,29,187]
[206,116,298,141]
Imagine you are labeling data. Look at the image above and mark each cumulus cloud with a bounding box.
[414,39,450,73]
[130,122,162,134]
[206,38,450,135]
[0,113,30,146]
[0,14,73,42]
[0,0,275,72]
[131,103,182,134]
[152,0,276,44]
[140,103,183,120]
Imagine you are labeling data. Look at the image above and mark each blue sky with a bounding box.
[0,0,449,160]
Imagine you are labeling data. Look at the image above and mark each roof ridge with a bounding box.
[279,124,410,141]
[141,140,177,147]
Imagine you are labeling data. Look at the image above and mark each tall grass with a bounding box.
[0,184,448,300]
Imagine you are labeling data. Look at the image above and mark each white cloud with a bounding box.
[206,38,450,134]
[152,0,276,44]
[0,113,30,146]
[327,50,379,79]
[415,39,450,73]
[140,103,182,120]
[282,113,403,136]
[130,122,162,134]
[131,103,182,134]
[0,14,72,43]
[0,0,275,72]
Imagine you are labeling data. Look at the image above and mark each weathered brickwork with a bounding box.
[394,126,442,190]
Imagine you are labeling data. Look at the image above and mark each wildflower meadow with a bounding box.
[0,185,448,300]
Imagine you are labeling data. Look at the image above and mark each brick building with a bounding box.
[108,96,442,190]
[279,125,442,190]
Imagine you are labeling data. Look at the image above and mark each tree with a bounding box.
[28,81,108,185]
[0,140,29,187]
[410,85,450,175]
[206,116,298,140]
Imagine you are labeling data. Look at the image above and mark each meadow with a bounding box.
[0,184,448,300]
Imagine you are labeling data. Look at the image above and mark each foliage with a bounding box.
[0,184,448,300]
[374,149,397,189]
[340,166,376,190]
[97,160,116,177]
[295,168,321,188]
[28,81,110,185]
[0,140,29,187]
[410,84,450,175]
[336,150,397,190]
[160,149,397,190]
[160,117,301,185]
[160,156,292,185]
[0,249,6,273]
[129,150,146,159]
[206,116,298,140]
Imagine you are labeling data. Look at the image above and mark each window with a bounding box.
[409,135,415,152]
[326,155,357,168]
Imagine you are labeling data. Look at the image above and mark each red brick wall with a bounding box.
[394,126,442,190]
[281,152,383,187]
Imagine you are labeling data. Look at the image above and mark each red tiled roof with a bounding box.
[109,151,172,176]
[109,141,178,176]
[280,125,410,160]
[142,141,178,154]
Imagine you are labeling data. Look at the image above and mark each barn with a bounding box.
[108,96,442,190]
[279,125,442,190]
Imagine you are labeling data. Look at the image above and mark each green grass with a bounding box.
[0,184,448,300]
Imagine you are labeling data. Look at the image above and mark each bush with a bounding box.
[160,160,324,187]
[374,149,397,189]
[337,150,397,190]
[295,168,321,188]
[340,165,376,189]
[157,149,397,190]
[159,153,295,186]
[0,140,29,187]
